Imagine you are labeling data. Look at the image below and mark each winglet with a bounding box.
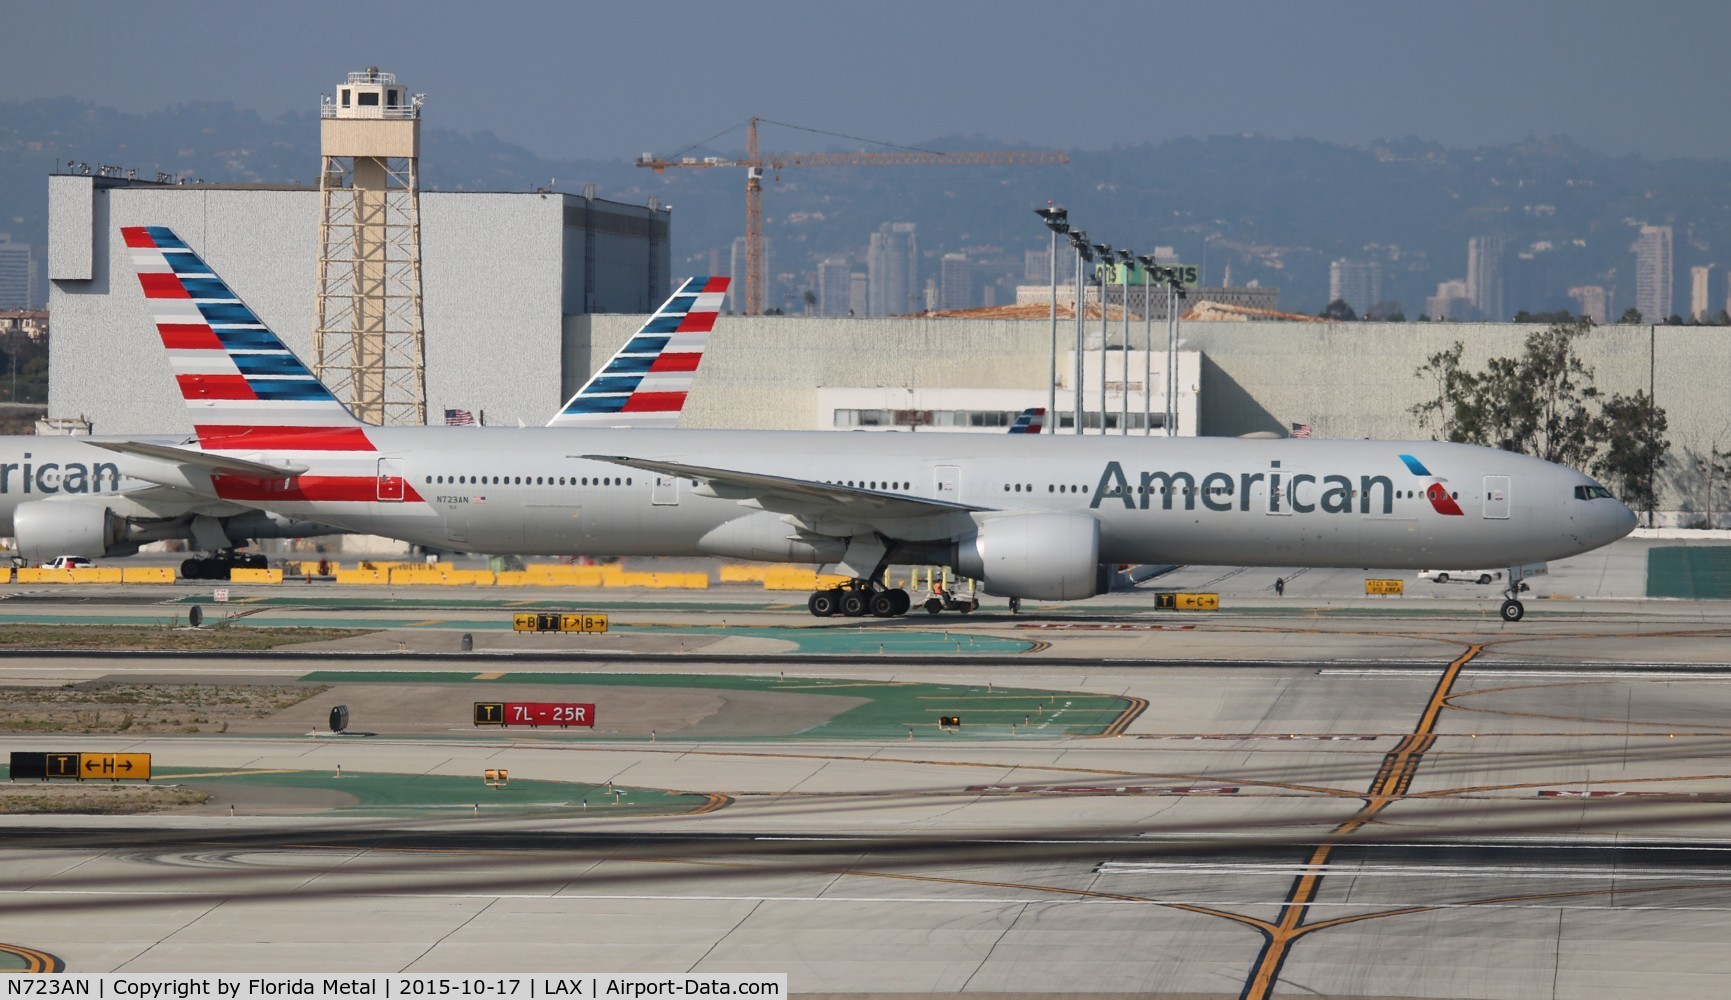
[548,276,729,428]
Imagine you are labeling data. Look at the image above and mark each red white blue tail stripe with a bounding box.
[122,225,369,452]
[123,225,426,510]
[1008,407,1046,434]
[548,276,729,428]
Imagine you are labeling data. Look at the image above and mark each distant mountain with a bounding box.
[6,98,1731,316]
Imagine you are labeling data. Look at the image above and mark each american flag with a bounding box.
[1290,422,1312,438]
[445,408,475,426]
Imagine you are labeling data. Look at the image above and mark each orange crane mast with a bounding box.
[636,117,1070,315]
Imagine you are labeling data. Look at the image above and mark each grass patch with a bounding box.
[0,624,372,650]
[0,682,329,734]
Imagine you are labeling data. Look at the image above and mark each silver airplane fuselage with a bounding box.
[191,428,1637,570]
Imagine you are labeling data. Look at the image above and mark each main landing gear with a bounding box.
[179,549,267,581]
[808,580,912,618]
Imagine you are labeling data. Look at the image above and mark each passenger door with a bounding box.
[934,465,961,503]
[1483,475,1510,519]
[377,458,406,502]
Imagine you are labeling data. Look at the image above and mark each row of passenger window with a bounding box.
[424,474,635,487]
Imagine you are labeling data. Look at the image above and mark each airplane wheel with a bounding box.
[1499,599,1524,622]
[1477,574,1493,584]
[889,589,911,616]
[246,553,268,570]
[869,592,898,617]
[180,558,203,580]
[207,560,232,581]
[924,598,943,615]
[841,591,870,617]
[808,591,839,618]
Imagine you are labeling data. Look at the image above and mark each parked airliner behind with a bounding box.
[102,226,1635,621]
[1,268,728,571]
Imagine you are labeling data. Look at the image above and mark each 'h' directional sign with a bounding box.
[80,753,152,782]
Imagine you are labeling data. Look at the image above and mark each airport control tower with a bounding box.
[312,67,427,425]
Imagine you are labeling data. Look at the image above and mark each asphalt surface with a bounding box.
[4,540,1731,996]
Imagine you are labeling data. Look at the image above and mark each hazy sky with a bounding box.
[7,0,1729,162]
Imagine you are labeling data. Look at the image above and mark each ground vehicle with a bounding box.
[1418,568,1502,584]
[40,555,93,570]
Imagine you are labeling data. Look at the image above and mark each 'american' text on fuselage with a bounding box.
[1091,460,1401,515]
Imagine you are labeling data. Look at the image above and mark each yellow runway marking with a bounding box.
[1238,642,1484,1000]
[0,942,62,972]
[474,672,506,680]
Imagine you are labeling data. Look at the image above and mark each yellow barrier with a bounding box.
[335,569,388,585]
[15,567,125,584]
[121,567,175,584]
[71,568,123,584]
[388,567,497,586]
[0,567,10,583]
[761,568,851,591]
[230,568,283,584]
[720,564,770,583]
[603,570,705,589]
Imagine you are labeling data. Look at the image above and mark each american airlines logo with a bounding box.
[0,455,123,495]
[1090,457,1463,516]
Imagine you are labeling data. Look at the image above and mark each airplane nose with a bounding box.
[1613,501,1638,539]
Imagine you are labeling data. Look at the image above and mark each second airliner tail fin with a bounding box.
[548,276,729,428]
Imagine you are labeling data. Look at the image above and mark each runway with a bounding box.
[3,576,1731,996]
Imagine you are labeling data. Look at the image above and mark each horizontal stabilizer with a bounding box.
[87,440,307,479]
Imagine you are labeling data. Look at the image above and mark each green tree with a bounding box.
[1618,307,1643,324]
[1410,319,1670,507]
[1591,390,1668,513]
[1319,298,1357,321]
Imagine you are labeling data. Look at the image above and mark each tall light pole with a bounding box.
[1164,269,1187,436]
[1092,242,1111,434]
[1138,254,1157,436]
[1116,248,1133,435]
[1034,205,1069,424]
[1067,231,1092,435]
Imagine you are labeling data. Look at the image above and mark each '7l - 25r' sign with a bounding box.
[474,702,597,727]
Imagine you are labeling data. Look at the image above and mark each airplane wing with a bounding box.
[86,440,307,479]
[581,454,993,518]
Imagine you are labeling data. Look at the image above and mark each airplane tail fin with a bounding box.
[548,276,729,428]
[122,226,369,452]
[1008,407,1047,434]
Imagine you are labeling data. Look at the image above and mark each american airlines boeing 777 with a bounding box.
[100,226,1635,621]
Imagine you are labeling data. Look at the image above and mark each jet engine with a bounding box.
[13,500,133,561]
[953,511,1105,600]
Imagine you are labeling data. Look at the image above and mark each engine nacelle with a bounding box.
[953,512,1103,600]
[14,500,131,561]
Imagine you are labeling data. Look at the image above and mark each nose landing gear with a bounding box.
[1496,562,1546,622]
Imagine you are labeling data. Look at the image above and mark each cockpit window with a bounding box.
[1574,485,1615,500]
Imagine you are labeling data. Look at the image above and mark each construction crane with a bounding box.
[635,117,1070,315]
